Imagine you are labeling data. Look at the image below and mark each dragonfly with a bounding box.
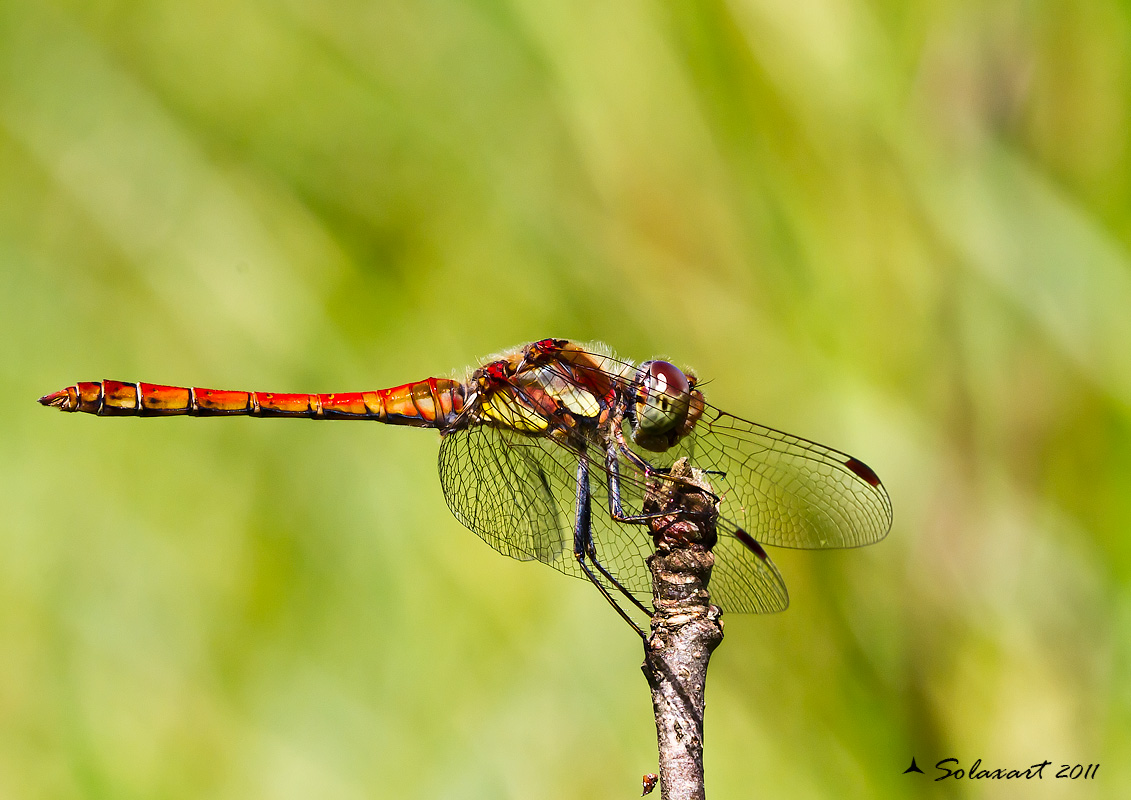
[39,338,891,635]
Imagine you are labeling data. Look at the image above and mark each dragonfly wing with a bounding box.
[690,406,893,549]
[438,425,659,601]
[438,425,572,565]
[709,521,789,614]
[599,446,789,613]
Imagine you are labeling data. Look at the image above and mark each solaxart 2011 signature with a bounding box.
[934,758,1099,781]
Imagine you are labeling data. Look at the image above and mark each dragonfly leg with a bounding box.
[604,446,708,525]
[578,455,653,617]
[607,422,720,510]
[574,450,652,615]
[573,450,647,638]
[652,465,727,479]
[576,556,646,637]
[584,542,653,618]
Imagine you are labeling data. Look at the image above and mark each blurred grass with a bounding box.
[2,0,1130,797]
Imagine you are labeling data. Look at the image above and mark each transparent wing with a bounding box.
[597,443,789,614]
[437,423,790,614]
[438,425,573,568]
[689,405,893,550]
[711,520,789,614]
[438,423,664,600]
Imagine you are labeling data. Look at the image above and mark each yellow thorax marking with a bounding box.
[478,367,602,431]
[479,392,548,432]
[545,378,601,418]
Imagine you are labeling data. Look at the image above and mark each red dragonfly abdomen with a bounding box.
[39,378,465,427]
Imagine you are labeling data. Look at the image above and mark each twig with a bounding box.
[641,458,724,800]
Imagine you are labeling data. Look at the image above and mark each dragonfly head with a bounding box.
[631,360,701,451]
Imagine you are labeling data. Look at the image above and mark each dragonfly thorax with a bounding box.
[473,360,607,435]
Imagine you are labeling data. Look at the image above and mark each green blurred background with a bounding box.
[2,1,1129,797]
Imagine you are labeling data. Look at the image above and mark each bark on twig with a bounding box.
[641,458,724,800]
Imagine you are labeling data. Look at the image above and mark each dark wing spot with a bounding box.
[733,528,769,561]
[845,457,882,488]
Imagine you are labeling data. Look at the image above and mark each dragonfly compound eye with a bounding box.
[632,360,692,450]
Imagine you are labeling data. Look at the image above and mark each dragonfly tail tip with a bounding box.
[38,390,68,409]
